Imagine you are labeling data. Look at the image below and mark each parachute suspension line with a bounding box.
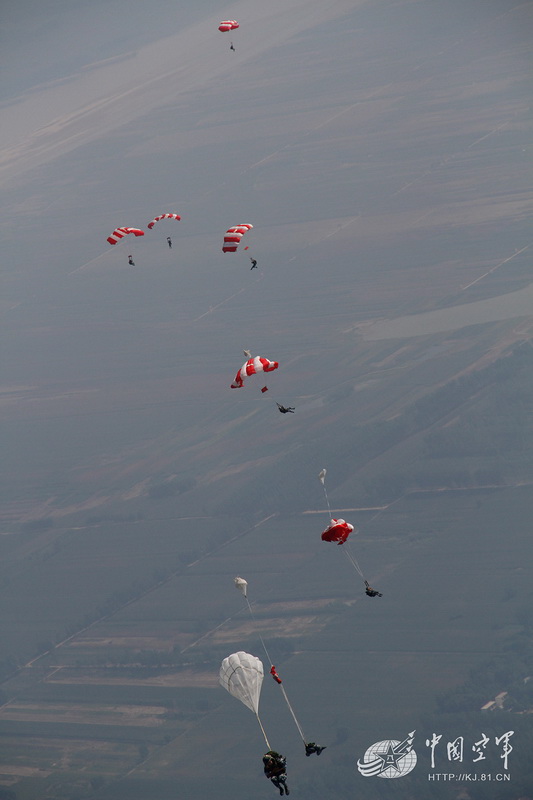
[244,597,307,745]
[256,713,271,750]
[321,482,333,519]
[342,543,365,580]
[280,684,306,743]
[245,597,273,665]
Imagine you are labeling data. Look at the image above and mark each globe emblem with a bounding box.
[357,732,417,779]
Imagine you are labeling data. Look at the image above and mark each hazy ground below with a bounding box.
[0,1,532,798]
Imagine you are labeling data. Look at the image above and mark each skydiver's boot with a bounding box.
[316,747,326,755]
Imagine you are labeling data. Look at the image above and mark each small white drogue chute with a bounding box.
[234,576,248,598]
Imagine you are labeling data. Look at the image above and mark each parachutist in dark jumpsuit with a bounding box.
[128,255,135,266]
[365,580,382,598]
[167,236,172,248]
[277,403,295,414]
[230,41,236,51]
[263,752,289,796]
[250,258,257,269]
[305,742,326,757]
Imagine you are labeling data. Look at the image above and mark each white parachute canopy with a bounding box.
[219,651,264,715]
[234,576,248,598]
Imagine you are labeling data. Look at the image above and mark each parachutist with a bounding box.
[263,752,289,796]
[230,41,236,51]
[364,580,382,598]
[250,258,257,269]
[305,742,326,757]
[276,403,295,414]
[128,255,135,266]
[167,236,172,248]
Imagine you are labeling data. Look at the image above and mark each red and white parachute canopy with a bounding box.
[219,20,239,32]
[107,227,145,245]
[222,224,253,253]
[147,213,181,230]
[321,519,355,544]
[231,356,279,389]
